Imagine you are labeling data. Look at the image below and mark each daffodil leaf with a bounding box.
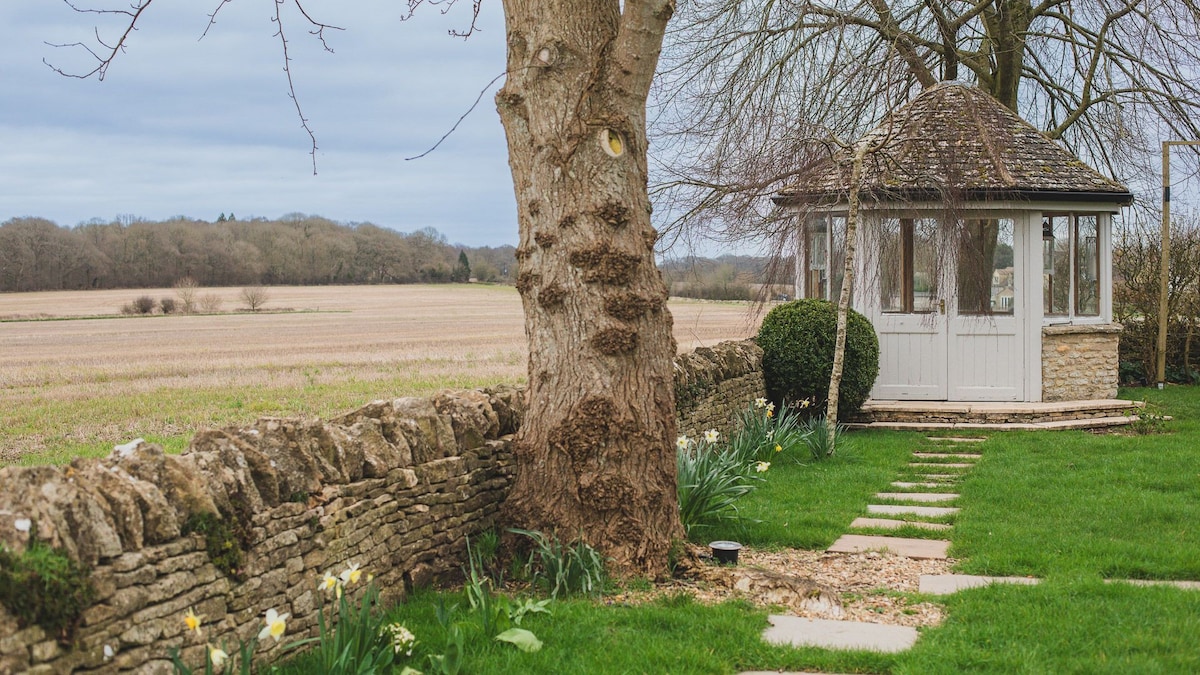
[495,627,542,652]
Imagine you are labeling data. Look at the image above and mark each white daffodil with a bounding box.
[259,608,289,642]
[755,461,771,473]
[320,571,340,593]
[208,645,229,671]
[676,435,689,450]
[703,429,719,444]
[754,397,768,408]
[340,562,363,585]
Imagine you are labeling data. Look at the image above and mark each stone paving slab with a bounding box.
[850,517,953,531]
[827,534,950,559]
[909,462,975,469]
[927,436,988,443]
[913,474,960,480]
[875,492,959,503]
[762,615,919,653]
[868,504,959,517]
[913,451,981,459]
[891,481,943,488]
[920,574,1040,595]
[1105,579,1200,590]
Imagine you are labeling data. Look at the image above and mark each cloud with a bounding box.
[0,1,516,247]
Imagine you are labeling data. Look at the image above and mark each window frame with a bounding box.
[1042,212,1103,323]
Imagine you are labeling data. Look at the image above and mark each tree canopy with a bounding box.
[653,0,1200,239]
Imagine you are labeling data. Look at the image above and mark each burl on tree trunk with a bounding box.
[494,0,683,575]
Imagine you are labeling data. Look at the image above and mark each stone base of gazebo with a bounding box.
[849,399,1145,431]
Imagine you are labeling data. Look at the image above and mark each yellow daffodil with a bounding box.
[183,607,204,633]
[259,608,288,642]
[208,645,229,670]
[340,562,363,585]
[775,444,782,453]
[755,461,771,473]
[703,429,719,444]
[800,399,812,408]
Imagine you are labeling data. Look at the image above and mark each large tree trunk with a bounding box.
[981,0,1032,110]
[495,0,683,574]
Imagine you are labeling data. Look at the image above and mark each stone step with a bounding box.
[762,615,919,653]
[919,574,1040,595]
[891,481,944,489]
[1105,579,1200,590]
[909,462,975,469]
[927,436,988,443]
[913,451,981,459]
[868,504,959,517]
[850,517,953,532]
[875,492,959,503]
[912,474,960,480]
[827,534,950,559]
[850,415,1140,432]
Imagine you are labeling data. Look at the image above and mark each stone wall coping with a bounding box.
[1042,322,1122,336]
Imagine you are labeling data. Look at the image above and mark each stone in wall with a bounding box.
[1042,324,1122,401]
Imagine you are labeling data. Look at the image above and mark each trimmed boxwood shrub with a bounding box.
[757,299,879,417]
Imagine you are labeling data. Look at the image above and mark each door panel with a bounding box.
[868,215,1025,402]
[873,314,947,400]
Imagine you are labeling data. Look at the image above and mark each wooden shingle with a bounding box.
[775,82,1133,206]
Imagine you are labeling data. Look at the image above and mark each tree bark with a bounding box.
[495,0,684,574]
[826,141,870,445]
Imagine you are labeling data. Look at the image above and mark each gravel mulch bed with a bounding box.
[613,546,953,628]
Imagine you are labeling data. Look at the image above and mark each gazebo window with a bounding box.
[880,218,938,313]
[803,215,845,300]
[957,218,1015,315]
[1043,213,1099,318]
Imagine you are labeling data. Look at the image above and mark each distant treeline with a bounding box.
[660,255,793,301]
[0,215,517,292]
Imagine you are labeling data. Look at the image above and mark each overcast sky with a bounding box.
[0,1,519,247]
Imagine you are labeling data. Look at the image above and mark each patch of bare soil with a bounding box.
[614,545,952,628]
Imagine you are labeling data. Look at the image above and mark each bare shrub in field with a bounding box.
[198,293,224,313]
[159,297,177,314]
[240,286,270,312]
[174,277,199,313]
[131,295,157,315]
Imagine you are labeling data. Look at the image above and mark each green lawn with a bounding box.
[294,386,1200,673]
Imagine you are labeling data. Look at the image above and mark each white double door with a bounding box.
[870,216,1027,402]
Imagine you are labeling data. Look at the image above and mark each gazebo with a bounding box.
[774,82,1137,425]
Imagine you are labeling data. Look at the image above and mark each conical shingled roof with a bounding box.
[775,82,1133,206]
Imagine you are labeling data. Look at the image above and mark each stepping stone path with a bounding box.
[829,443,982,561]
[747,434,1200,670]
[742,438,985,669]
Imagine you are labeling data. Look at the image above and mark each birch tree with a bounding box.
[56,0,683,574]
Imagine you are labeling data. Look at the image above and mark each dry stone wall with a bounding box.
[674,340,766,438]
[0,387,522,675]
[0,341,765,674]
[1041,324,1121,401]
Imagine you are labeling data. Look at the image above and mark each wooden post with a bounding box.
[1159,141,1200,388]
